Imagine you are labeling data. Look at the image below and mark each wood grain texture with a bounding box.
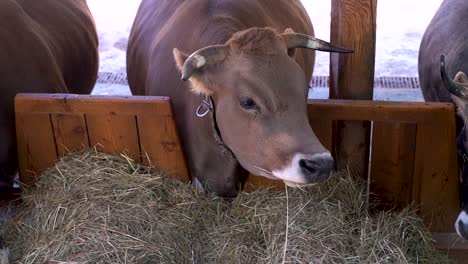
[330,0,377,180]
[51,113,89,156]
[244,174,284,192]
[412,122,459,232]
[15,94,190,184]
[86,114,141,162]
[432,233,468,264]
[308,99,454,124]
[15,113,58,187]
[330,0,377,99]
[14,94,460,233]
[333,120,372,176]
[15,94,172,115]
[137,115,190,182]
[369,122,417,210]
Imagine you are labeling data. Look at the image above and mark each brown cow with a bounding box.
[127,0,351,197]
[419,0,468,239]
[0,0,99,193]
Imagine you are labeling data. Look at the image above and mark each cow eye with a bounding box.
[240,97,257,110]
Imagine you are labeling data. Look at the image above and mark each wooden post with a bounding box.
[329,0,377,178]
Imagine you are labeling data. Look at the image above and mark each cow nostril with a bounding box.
[299,159,317,174]
[298,155,334,181]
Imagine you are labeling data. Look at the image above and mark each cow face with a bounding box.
[440,55,468,239]
[173,28,352,187]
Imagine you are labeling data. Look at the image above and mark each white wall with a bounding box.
[87,0,443,77]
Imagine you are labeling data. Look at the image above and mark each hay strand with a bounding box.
[4,150,449,263]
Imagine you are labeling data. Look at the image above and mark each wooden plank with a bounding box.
[412,121,460,232]
[330,0,377,100]
[137,115,190,182]
[332,120,372,177]
[16,94,454,124]
[433,233,468,251]
[15,93,172,116]
[432,233,468,264]
[369,122,417,210]
[13,94,460,233]
[244,174,284,192]
[51,113,89,156]
[15,113,58,187]
[307,99,454,124]
[330,0,377,180]
[86,114,141,163]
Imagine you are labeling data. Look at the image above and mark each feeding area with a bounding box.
[4,150,449,263]
[4,93,461,263]
[2,0,468,263]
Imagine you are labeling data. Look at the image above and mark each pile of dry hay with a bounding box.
[4,150,449,263]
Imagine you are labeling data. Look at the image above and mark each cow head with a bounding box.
[440,55,468,240]
[173,27,352,188]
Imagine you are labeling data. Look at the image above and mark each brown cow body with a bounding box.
[419,0,468,239]
[0,0,98,190]
[419,0,468,103]
[128,0,348,197]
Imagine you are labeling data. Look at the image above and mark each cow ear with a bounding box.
[173,48,188,71]
[451,95,468,120]
[173,48,213,95]
[283,28,297,58]
[455,71,468,84]
[451,72,468,119]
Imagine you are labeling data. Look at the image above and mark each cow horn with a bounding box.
[281,32,353,53]
[440,55,468,99]
[181,45,228,81]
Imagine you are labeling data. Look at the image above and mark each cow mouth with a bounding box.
[283,180,318,188]
[256,171,319,188]
[251,166,320,188]
[245,161,325,188]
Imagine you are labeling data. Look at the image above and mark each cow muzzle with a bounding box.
[272,152,334,187]
[455,210,468,240]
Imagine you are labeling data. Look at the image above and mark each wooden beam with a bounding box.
[15,94,172,115]
[15,94,190,185]
[307,99,454,124]
[432,233,468,264]
[330,0,377,178]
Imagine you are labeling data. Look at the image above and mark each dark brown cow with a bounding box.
[0,0,99,193]
[419,0,468,239]
[127,0,351,197]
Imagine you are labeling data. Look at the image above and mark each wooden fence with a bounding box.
[16,93,459,234]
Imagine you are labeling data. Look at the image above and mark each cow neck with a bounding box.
[198,96,236,159]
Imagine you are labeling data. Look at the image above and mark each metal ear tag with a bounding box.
[196,96,213,117]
